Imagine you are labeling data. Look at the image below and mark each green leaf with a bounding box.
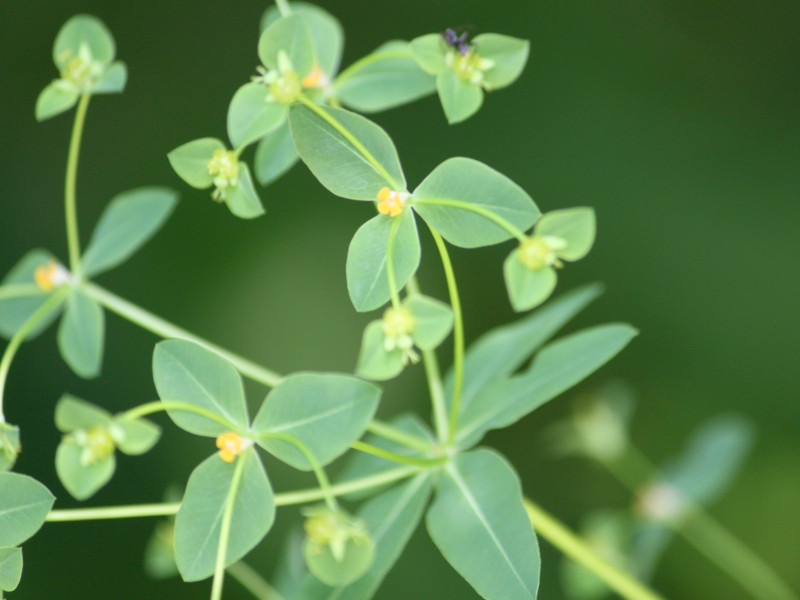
[535,208,596,261]
[254,119,299,185]
[444,284,603,416]
[152,339,249,437]
[346,211,420,312]
[227,83,288,148]
[258,14,315,78]
[225,163,265,219]
[167,138,225,189]
[55,437,116,500]
[436,69,483,124]
[91,60,127,94]
[53,15,115,69]
[261,3,344,77]
[81,186,178,277]
[409,33,447,75]
[55,394,111,432]
[0,249,62,340]
[174,449,274,582]
[503,255,557,312]
[111,418,161,455]
[355,320,405,381]
[0,547,22,592]
[289,104,406,200]
[413,157,539,248]
[0,424,21,472]
[298,475,432,599]
[456,324,638,447]
[57,287,105,379]
[253,373,380,470]
[35,82,78,121]
[662,414,755,506]
[335,41,436,113]
[406,294,453,351]
[144,521,179,579]
[474,34,529,90]
[0,472,55,546]
[427,449,540,600]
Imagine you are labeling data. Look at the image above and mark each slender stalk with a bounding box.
[119,400,242,434]
[211,452,248,600]
[385,215,403,309]
[428,228,464,445]
[367,419,432,452]
[0,288,69,422]
[83,281,282,387]
[47,502,182,522]
[274,0,292,17]
[350,440,444,468]
[412,197,527,242]
[228,561,285,600]
[333,50,416,90]
[0,284,46,301]
[295,94,403,190]
[65,94,91,276]
[524,498,667,600]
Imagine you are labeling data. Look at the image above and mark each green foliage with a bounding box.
[174,449,275,581]
[258,14,316,79]
[0,424,21,472]
[168,138,224,189]
[227,83,288,148]
[0,547,23,592]
[57,288,105,378]
[254,120,299,185]
[0,472,55,546]
[427,449,540,600]
[355,321,406,381]
[0,249,62,340]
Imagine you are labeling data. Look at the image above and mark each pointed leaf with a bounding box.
[0,249,62,339]
[346,210,420,312]
[254,119,299,185]
[167,138,225,189]
[91,60,127,94]
[335,41,436,113]
[0,547,22,592]
[253,373,380,470]
[152,339,249,437]
[504,254,557,312]
[53,15,115,69]
[55,438,116,500]
[258,14,315,78]
[35,82,78,121]
[225,163,265,219]
[57,287,105,379]
[427,449,540,600]
[535,208,596,261]
[406,293,453,351]
[355,320,405,381]
[436,69,483,124]
[474,34,529,90]
[457,324,638,447]
[413,157,539,248]
[0,473,55,546]
[55,394,111,432]
[289,104,406,200]
[227,83,288,148]
[174,449,274,581]
[82,187,178,277]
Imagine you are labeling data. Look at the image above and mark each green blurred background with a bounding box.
[1,1,798,598]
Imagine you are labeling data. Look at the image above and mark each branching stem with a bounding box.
[65,94,90,276]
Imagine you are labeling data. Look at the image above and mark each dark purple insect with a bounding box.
[442,27,471,56]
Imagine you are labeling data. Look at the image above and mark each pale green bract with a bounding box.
[355,321,406,381]
[258,14,316,79]
[57,287,105,379]
[227,83,288,148]
[0,249,62,340]
[0,547,23,592]
[167,138,225,189]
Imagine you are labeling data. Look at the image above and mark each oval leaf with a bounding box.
[111,417,161,456]
[436,69,483,124]
[53,15,115,69]
[258,14,315,78]
[253,372,380,470]
[503,255,557,312]
[82,187,178,277]
[406,293,453,351]
[346,211,420,312]
[413,157,539,248]
[35,82,78,121]
[426,449,540,600]
[225,163,265,219]
[289,104,406,200]
[535,207,596,262]
[55,394,111,432]
[167,138,224,189]
[55,438,116,500]
[473,34,529,90]
[254,119,299,185]
[0,547,23,592]
[57,287,105,379]
[227,83,288,148]
[409,33,447,75]
[0,472,56,546]
[152,339,249,437]
[174,449,274,581]
[91,60,128,94]
[355,320,405,381]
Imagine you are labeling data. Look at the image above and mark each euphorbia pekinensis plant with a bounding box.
[0,4,794,600]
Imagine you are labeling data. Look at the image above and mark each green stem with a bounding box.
[406,276,449,443]
[295,94,403,190]
[119,400,243,434]
[65,94,90,276]
[0,284,46,301]
[428,228,464,445]
[274,0,291,17]
[413,197,527,242]
[228,561,285,600]
[350,440,444,468]
[260,432,338,510]
[211,452,248,600]
[83,281,282,387]
[524,498,667,600]
[385,216,403,309]
[333,50,417,90]
[0,288,69,422]
[45,467,421,523]
[366,419,432,452]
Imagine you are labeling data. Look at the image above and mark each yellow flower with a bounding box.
[207,149,240,201]
[302,62,329,90]
[376,187,409,217]
[517,235,567,270]
[216,432,245,462]
[34,259,70,291]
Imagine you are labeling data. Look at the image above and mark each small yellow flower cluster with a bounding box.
[446,50,495,89]
[74,425,115,466]
[57,43,104,92]
[382,306,419,365]
[34,259,70,291]
[207,149,240,201]
[376,187,409,217]
[517,235,567,270]
[216,432,245,463]
[304,506,370,563]
[253,51,302,105]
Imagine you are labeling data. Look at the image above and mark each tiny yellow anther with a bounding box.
[376,188,408,218]
[302,62,328,89]
[216,432,245,463]
[34,260,69,291]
